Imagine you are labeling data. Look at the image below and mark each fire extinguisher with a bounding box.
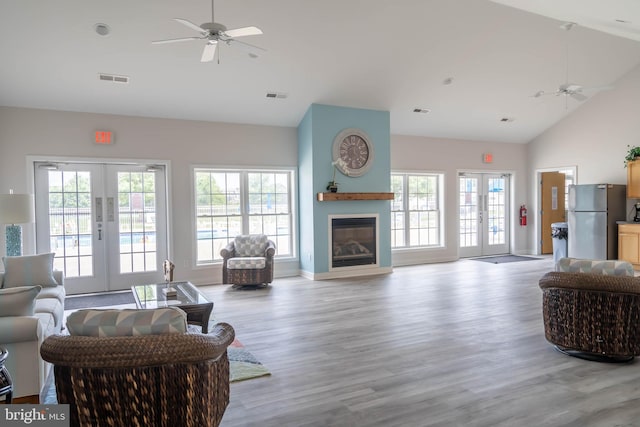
[519,204,527,226]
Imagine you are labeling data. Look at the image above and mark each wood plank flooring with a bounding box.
[195,257,640,427]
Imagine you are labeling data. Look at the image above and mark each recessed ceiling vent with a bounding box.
[500,117,515,123]
[266,92,287,99]
[413,108,431,114]
[99,73,129,84]
[94,23,111,36]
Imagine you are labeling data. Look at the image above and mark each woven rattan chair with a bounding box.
[539,271,640,362]
[221,234,276,287]
[40,323,235,427]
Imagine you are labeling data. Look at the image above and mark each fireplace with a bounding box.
[330,214,378,269]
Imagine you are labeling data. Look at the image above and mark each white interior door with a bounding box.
[459,173,510,258]
[35,162,168,294]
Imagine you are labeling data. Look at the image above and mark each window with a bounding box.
[391,173,443,248]
[194,168,294,264]
[558,168,575,219]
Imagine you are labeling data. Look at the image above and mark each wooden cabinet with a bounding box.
[618,224,640,269]
[627,160,640,198]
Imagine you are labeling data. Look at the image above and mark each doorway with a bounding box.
[540,172,566,254]
[34,162,168,294]
[459,172,510,257]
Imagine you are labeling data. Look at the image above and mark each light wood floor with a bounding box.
[196,257,640,427]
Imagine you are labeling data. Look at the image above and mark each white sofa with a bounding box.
[0,263,65,399]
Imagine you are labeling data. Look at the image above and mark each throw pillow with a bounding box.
[0,285,42,317]
[2,253,58,288]
[67,307,188,337]
[235,234,269,257]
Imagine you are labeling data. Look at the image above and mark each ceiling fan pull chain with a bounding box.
[212,0,215,23]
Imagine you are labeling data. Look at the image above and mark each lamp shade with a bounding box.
[0,193,35,224]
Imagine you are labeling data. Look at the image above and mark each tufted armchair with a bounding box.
[221,234,276,287]
[41,308,235,427]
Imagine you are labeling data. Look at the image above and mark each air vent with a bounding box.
[94,23,111,36]
[413,108,431,114]
[266,92,287,99]
[99,73,129,84]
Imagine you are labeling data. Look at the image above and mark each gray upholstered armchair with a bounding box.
[220,234,276,287]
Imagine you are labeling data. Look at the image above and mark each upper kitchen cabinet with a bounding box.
[628,160,640,198]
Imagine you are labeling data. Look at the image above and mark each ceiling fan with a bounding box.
[531,22,613,106]
[152,0,264,62]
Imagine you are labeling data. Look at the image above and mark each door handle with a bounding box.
[95,197,103,222]
[98,228,102,241]
[107,197,115,222]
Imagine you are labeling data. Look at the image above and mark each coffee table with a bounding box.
[131,281,214,334]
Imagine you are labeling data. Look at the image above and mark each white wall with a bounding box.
[0,107,299,285]
[527,63,640,253]
[0,106,532,286]
[391,134,529,262]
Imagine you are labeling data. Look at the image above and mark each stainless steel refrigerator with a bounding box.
[567,184,626,260]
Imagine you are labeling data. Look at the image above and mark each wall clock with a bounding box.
[332,128,375,177]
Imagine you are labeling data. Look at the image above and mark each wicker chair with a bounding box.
[539,271,640,362]
[221,234,276,287]
[40,322,235,427]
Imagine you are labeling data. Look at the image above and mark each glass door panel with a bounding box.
[459,173,510,258]
[36,163,106,294]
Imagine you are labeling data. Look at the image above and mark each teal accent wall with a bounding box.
[298,104,391,275]
[297,108,315,273]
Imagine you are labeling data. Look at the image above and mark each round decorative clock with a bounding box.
[332,128,375,177]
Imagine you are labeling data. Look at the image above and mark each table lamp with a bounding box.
[0,190,35,256]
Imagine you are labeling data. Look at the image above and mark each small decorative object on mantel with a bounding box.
[327,158,349,192]
[162,259,177,299]
[624,145,640,168]
[327,182,339,193]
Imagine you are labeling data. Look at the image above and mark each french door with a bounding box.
[459,172,510,258]
[35,162,168,294]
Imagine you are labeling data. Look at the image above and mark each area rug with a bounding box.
[471,255,541,264]
[65,291,135,310]
[229,339,271,382]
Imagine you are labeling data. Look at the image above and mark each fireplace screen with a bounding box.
[331,217,376,268]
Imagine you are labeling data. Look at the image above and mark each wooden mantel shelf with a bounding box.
[317,192,394,201]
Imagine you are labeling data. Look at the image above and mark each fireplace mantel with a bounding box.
[317,192,394,201]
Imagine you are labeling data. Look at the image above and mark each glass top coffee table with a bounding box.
[131,281,214,334]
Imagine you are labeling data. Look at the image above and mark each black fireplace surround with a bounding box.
[331,217,376,268]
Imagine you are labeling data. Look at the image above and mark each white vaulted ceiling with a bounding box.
[1,0,639,143]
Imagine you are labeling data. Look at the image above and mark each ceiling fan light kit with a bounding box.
[152,0,264,63]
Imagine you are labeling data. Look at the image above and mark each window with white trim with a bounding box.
[194,168,294,264]
[391,173,443,248]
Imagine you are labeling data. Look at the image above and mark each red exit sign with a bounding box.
[95,131,114,145]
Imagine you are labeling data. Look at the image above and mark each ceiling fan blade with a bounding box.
[229,38,266,53]
[174,18,208,34]
[201,42,217,62]
[583,85,615,93]
[152,37,202,44]
[570,92,588,102]
[531,90,558,98]
[224,26,263,38]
